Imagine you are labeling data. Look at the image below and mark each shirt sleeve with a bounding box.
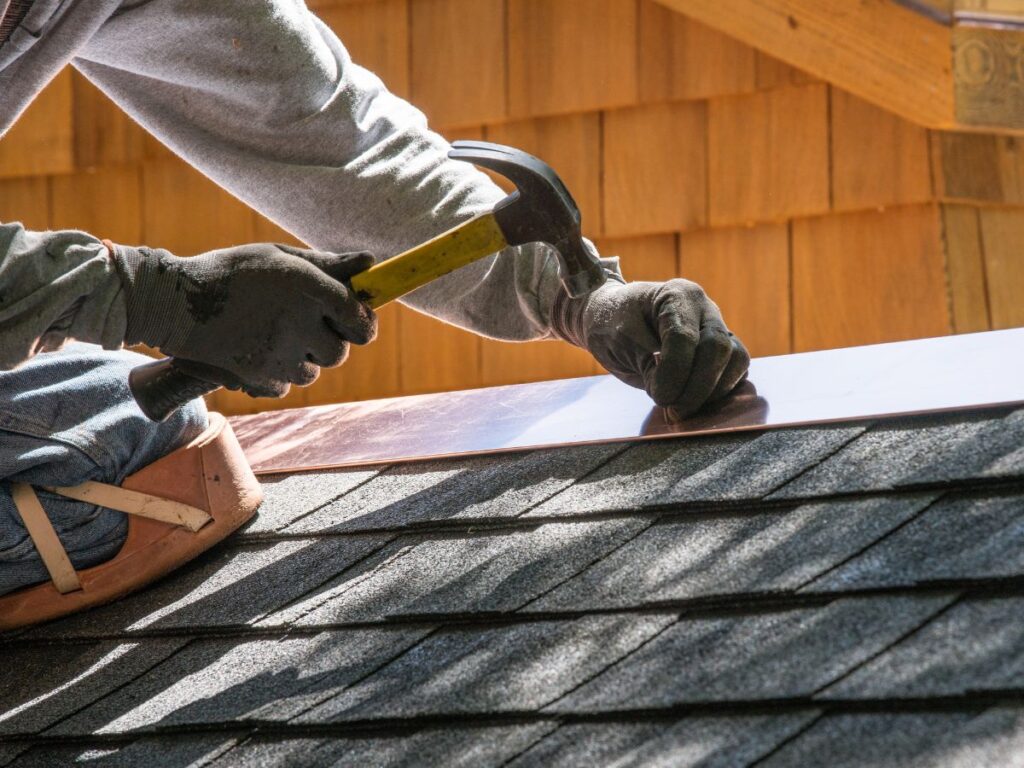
[0,223,127,369]
[72,0,620,342]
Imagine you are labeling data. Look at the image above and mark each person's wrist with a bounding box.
[110,243,193,351]
[550,284,589,348]
[549,271,624,348]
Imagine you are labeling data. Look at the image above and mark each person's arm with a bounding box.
[0,219,376,395]
[72,0,597,342]
[74,0,748,414]
[0,222,127,369]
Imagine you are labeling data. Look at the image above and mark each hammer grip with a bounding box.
[349,211,507,307]
[129,358,221,422]
[128,138,591,421]
[129,212,510,421]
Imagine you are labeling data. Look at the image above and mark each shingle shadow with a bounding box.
[4,408,1024,765]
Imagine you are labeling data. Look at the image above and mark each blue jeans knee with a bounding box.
[0,343,208,596]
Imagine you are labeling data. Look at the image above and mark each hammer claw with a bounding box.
[449,140,605,298]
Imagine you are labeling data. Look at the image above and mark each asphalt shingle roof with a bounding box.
[2,404,1024,766]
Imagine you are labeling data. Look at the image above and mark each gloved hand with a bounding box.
[551,278,750,418]
[111,242,377,398]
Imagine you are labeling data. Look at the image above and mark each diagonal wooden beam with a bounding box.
[654,0,955,127]
[654,0,1024,132]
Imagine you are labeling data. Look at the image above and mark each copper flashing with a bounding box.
[231,329,1024,475]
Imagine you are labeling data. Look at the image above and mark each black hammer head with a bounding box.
[448,140,607,298]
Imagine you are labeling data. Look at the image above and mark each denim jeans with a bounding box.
[0,344,207,596]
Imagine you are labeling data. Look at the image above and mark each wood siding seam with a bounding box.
[503,0,511,129]
[827,85,835,212]
[45,175,55,232]
[974,205,994,329]
[404,0,412,111]
[975,206,1023,329]
[703,100,711,233]
[787,218,795,354]
[938,202,959,333]
[831,89,933,212]
[598,110,607,239]
[927,129,939,200]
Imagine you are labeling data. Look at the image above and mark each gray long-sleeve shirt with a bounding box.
[0,0,619,371]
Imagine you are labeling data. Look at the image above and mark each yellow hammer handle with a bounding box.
[350,212,508,309]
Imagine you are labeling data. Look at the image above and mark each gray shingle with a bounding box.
[529,494,936,612]
[217,726,554,768]
[262,519,648,627]
[760,708,1024,768]
[809,492,1024,592]
[8,403,1022,763]
[242,467,383,535]
[296,614,676,722]
[0,638,187,735]
[0,745,31,767]
[526,426,864,519]
[550,595,954,712]
[526,436,750,517]
[5,736,242,768]
[656,425,866,504]
[770,407,1024,499]
[284,444,624,533]
[982,409,1024,479]
[824,597,1024,699]
[53,628,429,734]
[27,537,389,639]
[508,713,818,768]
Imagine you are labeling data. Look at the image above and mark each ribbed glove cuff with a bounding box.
[109,242,193,351]
[549,271,625,348]
[549,286,588,348]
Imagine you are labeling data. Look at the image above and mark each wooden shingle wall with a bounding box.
[0,0,1020,415]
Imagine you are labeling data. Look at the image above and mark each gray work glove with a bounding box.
[551,278,750,418]
[111,242,377,398]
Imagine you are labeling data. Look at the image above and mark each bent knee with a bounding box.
[0,344,208,482]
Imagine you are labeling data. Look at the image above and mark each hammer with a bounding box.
[129,141,608,421]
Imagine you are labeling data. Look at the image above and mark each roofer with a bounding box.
[0,1,748,619]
